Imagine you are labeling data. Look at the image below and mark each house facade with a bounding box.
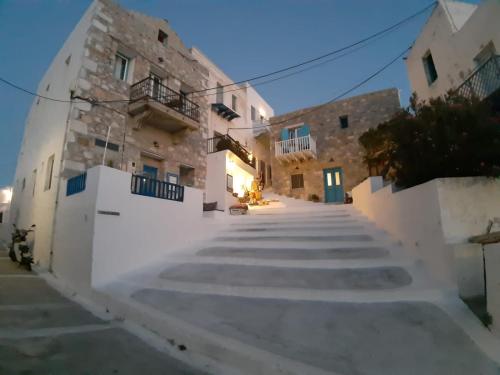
[406,0,500,103]
[269,89,401,203]
[10,0,211,269]
[191,48,274,210]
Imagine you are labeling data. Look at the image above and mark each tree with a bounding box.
[359,93,500,188]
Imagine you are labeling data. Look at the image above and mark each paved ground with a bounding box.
[0,250,206,375]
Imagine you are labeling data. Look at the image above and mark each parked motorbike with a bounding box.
[9,224,36,271]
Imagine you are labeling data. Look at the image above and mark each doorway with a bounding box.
[323,167,344,203]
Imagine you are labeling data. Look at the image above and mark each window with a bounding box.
[179,165,195,187]
[226,174,233,193]
[422,51,438,85]
[0,211,3,224]
[231,94,237,112]
[21,178,26,192]
[291,174,304,189]
[32,169,37,196]
[158,30,168,47]
[166,173,179,184]
[216,83,223,104]
[113,53,129,81]
[339,115,349,129]
[95,138,119,152]
[45,154,55,191]
[251,106,256,121]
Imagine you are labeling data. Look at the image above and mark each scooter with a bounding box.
[9,224,36,271]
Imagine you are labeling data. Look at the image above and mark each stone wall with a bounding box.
[269,89,400,201]
[63,0,209,188]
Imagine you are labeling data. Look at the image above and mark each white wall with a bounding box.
[406,0,500,101]
[352,176,500,286]
[9,1,98,269]
[0,187,13,246]
[485,243,500,336]
[52,166,209,290]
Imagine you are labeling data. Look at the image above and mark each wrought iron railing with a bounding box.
[66,172,87,196]
[275,134,317,157]
[131,174,184,202]
[207,134,256,169]
[457,55,500,100]
[130,77,200,122]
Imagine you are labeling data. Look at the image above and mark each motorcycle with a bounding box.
[9,224,36,271]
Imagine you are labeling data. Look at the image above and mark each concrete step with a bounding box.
[128,289,499,375]
[214,234,374,242]
[157,263,413,290]
[196,246,390,260]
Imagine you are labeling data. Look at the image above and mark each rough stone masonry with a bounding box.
[269,88,401,202]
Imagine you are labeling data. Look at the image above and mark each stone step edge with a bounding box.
[98,284,338,375]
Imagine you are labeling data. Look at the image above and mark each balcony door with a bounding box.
[473,42,498,98]
[323,167,344,203]
[149,73,163,101]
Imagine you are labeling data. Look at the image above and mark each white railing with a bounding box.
[275,134,316,157]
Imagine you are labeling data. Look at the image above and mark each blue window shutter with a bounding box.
[298,124,310,137]
[280,128,289,141]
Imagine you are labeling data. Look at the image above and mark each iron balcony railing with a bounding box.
[275,134,317,157]
[207,134,256,169]
[130,77,200,122]
[131,174,184,202]
[457,55,500,101]
[66,172,87,196]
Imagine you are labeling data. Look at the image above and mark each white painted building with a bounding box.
[0,186,13,246]
[406,0,500,102]
[191,48,274,211]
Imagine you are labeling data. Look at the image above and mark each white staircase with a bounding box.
[97,197,500,375]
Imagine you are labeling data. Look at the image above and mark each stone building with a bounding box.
[10,0,211,269]
[269,89,400,203]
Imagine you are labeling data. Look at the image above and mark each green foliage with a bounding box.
[359,93,500,188]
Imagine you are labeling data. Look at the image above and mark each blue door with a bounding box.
[323,167,344,203]
[142,165,158,196]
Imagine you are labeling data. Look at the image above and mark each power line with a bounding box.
[188,2,436,95]
[228,46,411,131]
[0,2,435,105]
[191,19,410,100]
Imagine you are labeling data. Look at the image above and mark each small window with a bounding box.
[179,165,195,187]
[231,95,237,112]
[65,55,72,66]
[45,84,50,92]
[113,53,129,81]
[166,173,179,184]
[45,154,55,191]
[216,83,223,104]
[422,51,438,85]
[291,174,304,189]
[251,106,256,121]
[226,174,233,193]
[32,169,37,196]
[21,178,26,192]
[158,30,168,47]
[0,211,3,223]
[339,115,349,129]
[95,138,119,152]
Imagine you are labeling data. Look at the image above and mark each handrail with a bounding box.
[130,77,200,122]
[275,134,316,157]
[207,134,256,169]
[457,55,500,100]
[131,174,184,202]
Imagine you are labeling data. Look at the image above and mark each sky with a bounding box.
[0,0,477,187]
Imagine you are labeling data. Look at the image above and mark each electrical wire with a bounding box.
[187,2,436,94]
[0,2,435,105]
[228,46,411,131]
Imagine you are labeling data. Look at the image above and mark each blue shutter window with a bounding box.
[297,124,310,138]
[280,128,289,141]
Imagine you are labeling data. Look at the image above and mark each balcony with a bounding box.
[207,134,256,169]
[128,77,200,132]
[457,55,500,101]
[275,134,317,162]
